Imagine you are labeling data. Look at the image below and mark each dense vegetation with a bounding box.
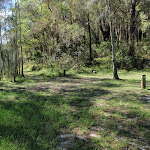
[0,0,150,81]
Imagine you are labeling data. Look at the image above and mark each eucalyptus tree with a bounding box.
[107,0,119,79]
[18,0,24,77]
[0,2,5,80]
[0,20,2,80]
[13,0,18,82]
[127,0,139,69]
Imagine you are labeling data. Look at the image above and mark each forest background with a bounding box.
[0,0,150,80]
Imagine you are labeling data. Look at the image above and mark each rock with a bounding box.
[89,133,100,138]
[141,96,150,104]
[57,134,88,149]
[92,70,97,73]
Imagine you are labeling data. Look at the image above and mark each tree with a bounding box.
[108,0,119,79]
[18,0,24,77]
[128,0,137,69]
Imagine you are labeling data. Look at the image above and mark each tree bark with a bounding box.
[88,13,92,62]
[127,0,142,69]
[108,0,119,80]
[99,19,110,41]
[128,0,136,56]
[0,22,2,80]
[14,0,18,82]
[19,1,24,77]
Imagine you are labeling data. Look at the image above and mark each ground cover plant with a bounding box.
[0,70,150,149]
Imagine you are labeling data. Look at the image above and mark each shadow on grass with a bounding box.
[16,71,77,84]
[0,74,150,149]
[95,82,121,88]
[0,80,110,149]
[0,82,5,87]
[0,82,9,88]
[101,106,150,141]
[0,92,61,149]
[108,91,150,105]
[60,88,110,107]
[121,79,141,84]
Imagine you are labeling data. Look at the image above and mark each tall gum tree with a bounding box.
[127,0,140,69]
[108,0,119,79]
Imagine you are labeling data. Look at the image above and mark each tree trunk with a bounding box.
[0,22,2,80]
[108,0,119,80]
[19,1,24,77]
[14,0,18,82]
[63,70,66,76]
[128,0,136,69]
[99,19,110,41]
[88,13,92,62]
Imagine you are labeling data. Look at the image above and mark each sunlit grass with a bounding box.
[0,70,149,149]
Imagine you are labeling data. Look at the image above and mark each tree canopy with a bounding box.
[0,0,150,81]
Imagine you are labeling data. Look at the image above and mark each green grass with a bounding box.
[0,70,150,149]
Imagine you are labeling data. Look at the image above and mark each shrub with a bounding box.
[31,65,42,71]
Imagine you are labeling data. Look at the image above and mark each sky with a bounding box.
[0,0,16,19]
[0,0,11,43]
[0,0,15,43]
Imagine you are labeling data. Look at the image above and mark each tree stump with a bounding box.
[64,70,66,76]
[141,75,146,89]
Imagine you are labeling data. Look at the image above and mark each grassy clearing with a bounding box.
[0,70,150,149]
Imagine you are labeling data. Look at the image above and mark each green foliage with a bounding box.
[95,42,112,57]
[1,0,150,82]
[31,65,42,71]
[116,42,129,69]
[136,38,150,58]
[140,12,150,32]
[93,42,112,69]
[76,66,92,74]
[115,39,150,70]
[94,57,112,69]
[33,49,42,58]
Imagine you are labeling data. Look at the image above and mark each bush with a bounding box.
[31,65,42,71]
[93,42,112,69]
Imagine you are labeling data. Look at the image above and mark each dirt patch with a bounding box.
[142,95,150,104]
[57,134,88,149]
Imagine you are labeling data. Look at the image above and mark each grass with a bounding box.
[0,70,150,149]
